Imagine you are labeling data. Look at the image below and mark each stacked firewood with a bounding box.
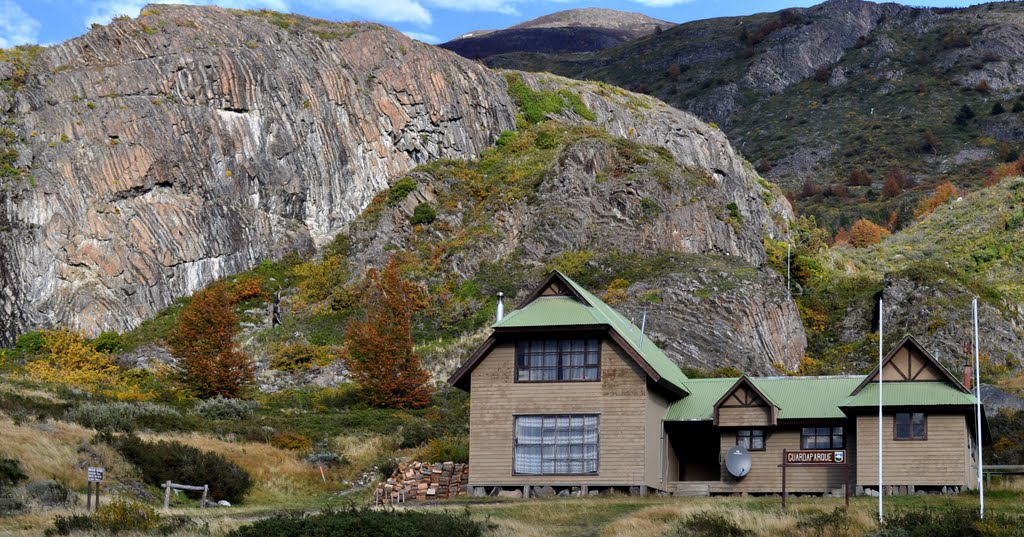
[374,461,468,504]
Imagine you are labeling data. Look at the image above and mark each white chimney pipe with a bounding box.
[496,292,504,322]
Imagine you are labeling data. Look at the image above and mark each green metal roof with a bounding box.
[841,382,978,408]
[492,296,603,328]
[493,271,690,394]
[665,378,736,421]
[666,376,866,421]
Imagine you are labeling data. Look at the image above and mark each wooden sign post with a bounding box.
[779,449,850,509]
[86,467,105,511]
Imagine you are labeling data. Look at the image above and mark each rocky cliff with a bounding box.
[0,5,804,375]
[0,5,516,344]
[469,0,1024,233]
[345,74,804,373]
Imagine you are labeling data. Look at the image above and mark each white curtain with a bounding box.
[514,415,598,474]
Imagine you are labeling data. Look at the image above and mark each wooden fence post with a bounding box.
[163,481,172,510]
[201,485,208,508]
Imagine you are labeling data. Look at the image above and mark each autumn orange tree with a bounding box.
[914,181,959,218]
[167,282,255,399]
[849,218,891,248]
[344,258,432,409]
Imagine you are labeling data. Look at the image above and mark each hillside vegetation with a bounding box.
[474,1,1024,235]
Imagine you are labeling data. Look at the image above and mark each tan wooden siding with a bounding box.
[712,427,853,494]
[718,406,771,427]
[869,347,945,384]
[645,388,672,489]
[855,414,969,487]
[468,339,649,486]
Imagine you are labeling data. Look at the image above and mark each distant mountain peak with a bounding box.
[509,7,674,34]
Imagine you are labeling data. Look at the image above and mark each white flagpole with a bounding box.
[974,298,984,519]
[878,298,884,523]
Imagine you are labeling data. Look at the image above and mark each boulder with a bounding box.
[532,485,556,498]
[497,489,523,499]
[24,480,75,508]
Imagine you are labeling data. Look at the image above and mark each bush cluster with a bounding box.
[416,436,469,464]
[226,508,492,537]
[673,511,752,537]
[64,402,185,433]
[101,434,253,504]
[46,498,209,536]
[874,506,1024,537]
[189,397,258,421]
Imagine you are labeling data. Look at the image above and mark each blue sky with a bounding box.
[0,0,979,48]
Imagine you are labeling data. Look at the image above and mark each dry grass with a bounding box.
[333,433,394,480]
[140,432,337,506]
[0,415,134,490]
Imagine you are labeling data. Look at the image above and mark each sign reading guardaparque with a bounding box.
[785,450,846,465]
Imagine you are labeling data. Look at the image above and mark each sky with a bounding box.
[0,0,981,48]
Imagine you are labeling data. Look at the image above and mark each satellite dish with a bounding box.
[725,446,752,478]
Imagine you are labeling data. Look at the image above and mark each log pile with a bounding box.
[374,461,468,504]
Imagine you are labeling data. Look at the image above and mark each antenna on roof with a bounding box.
[638,308,648,349]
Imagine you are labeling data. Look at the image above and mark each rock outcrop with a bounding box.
[347,75,804,373]
[0,6,804,374]
[0,5,516,343]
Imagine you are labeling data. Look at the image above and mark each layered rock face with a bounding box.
[0,6,805,373]
[348,76,804,373]
[0,5,516,343]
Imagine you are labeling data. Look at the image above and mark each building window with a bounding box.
[513,415,599,475]
[515,339,600,382]
[895,413,927,441]
[801,426,844,449]
[736,429,765,451]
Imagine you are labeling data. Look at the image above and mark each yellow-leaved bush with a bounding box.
[24,328,160,399]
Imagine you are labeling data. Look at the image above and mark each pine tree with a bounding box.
[344,258,432,409]
[167,282,254,398]
[954,104,976,126]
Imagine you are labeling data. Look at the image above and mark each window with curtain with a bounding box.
[801,426,844,449]
[513,415,599,475]
[515,339,600,382]
[894,412,927,440]
[736,429,765,450]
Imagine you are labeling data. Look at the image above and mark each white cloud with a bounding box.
[626,0,696,7]
[310,0,432,25]
[425,0,518,15]
[0,0,41,48]
[400,30,439,43]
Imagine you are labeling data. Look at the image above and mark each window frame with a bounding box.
[800,426,845,450]
[512,414,600,476]
[736,429,766,451]
[894,412,928,441]
[514,338,601,383]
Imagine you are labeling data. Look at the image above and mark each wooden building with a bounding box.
[449,271,989,496]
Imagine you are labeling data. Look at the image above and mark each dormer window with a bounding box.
[515,339,600,382]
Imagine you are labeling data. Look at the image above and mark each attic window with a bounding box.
[515,339,600,382]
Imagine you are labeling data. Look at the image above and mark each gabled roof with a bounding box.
[713,376,780,425]
[448,270,689,396]
[850,334,971,396]
[840,382,979,408]
[667,376,864,421]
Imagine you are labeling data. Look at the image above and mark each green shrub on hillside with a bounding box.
[876,506,1023,537]
[189,397,258,420]
[64,402,186,433]
[387,177,417,205]
[416,436,468,463]
[504,72,595,124]
[227,508,493,537]
[102,434,253,504]
[409,202,436,225]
